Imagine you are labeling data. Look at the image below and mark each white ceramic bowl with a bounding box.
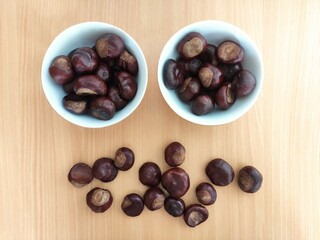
[158,20,263,125]
[41,22,148,128]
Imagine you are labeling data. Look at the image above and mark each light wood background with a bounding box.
[1,0,320,239]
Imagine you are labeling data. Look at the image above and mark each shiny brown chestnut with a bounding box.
[107,85,128,110]
[217,40,244,64]
[86,187,113,213]
[233,70,256,96]
[92,157,118,182]
[71,47,99,74]
[183,204,209,227]
[62,94,89,114]
[195,182,217,205]
[205,158,234,186]
[121,193,144,217]
[198,63,224,90]
[68,163,93,188]
[200,44,219,66]
[163,59,184,90]
[95,62,112,82]
[219,62,242,82]
[138,162,162,187]
[238,166,263,193]
[74,75,107,96]
[164,141,186,167]
[161,167,190,198]
[178,77,201,102]
[215,83,235,109]
[164,196,185,217]
[95,33,124,60]
[116,50,139,75]
[49,55,74,84]
[177,32,207,59]
[115,71,137,100]
[90,97,116,120]
[143,187,165,211]
[114,147,134,171]
[191,94,214,116]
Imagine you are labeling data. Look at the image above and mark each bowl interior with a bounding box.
[41,22,148,128]
[158,20,263,125]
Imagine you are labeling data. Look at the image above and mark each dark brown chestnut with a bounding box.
[178,58,202,76]
[121,193,144,217]
[217,40,244,64]
[164,196,185,217]
[95,33,124,60]
[115,71,137,100]
[68,163,93,188]
[233,70,256,96]
[62,94,89,114]
[164,141,186,167]
[138,162,162,187]
[178,77,201,102]
[49,55,74,84]
[177,32,207,59]
[92,157,118,182]
[200,44,219,66]
[238,166,263,193]
[116,49,139,75]
[191,94,214,116]
[205,158,234,186]
[161,167,190,198]
[74,75,107,96]
[215,83,235,109]
[219,62,242,82]
[107,85,128,110]
[86,187,113,213]
[143,187,165,211]
[163,59,184,90]
[90,97,116,120]
[183,204,209,227]
[195,182,217,205]
[114,147,134,171]
[71,47,99,74]
[198,63,224,89]
[95,62,112,82]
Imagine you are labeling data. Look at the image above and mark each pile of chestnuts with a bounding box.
[49,33,139,120]
[163,32,257,115]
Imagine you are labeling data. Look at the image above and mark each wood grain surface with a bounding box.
[0,0,319,239]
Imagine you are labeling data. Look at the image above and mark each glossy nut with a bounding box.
[90,97,116,120]
[74,75,107,96]
[116,50,139,75]
[200,44,219,66]
[161,167,190,198]
[62,94,89,114]
[163,59,184,90]
[143,187,165,211]
[115,71,137,100]
[92,158,118,182]
[215,83,235,109]
[114,147,134,171]
[217,40,244,64]
[191,94,214,116]
[164,141,186,167]
[68,163,93,188]
[177,32,207,59]
[164,196,185,217]
[86,187,113,213]
[219,62,242,82]
[195,182,217,205]
[95,33,124,60]
[205,158,234,186]
[95,62,112,82]
[233,70,256,96]
[179,58,202,76]
[121,193,144,217]
[49,55,74,84]
[138,162,162,187]
[71,47,99,74]
[183,204,209,227]
[107,85,128,110]
[178,77,201,102]
[198,63,224,89]
[238,166,263,193]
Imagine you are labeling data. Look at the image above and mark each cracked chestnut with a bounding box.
[86,187,113,213]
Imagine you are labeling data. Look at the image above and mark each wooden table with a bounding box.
[1,0,319,239]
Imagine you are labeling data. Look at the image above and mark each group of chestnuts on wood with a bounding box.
[68,142,263,228]
[49,33,138,120]
[163,32,257,115]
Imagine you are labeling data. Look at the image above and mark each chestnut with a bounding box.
[178,58,202,76]
[49,55,74,84]
[217,40,244,64]
[238,166,263,193]
[63,79,76,94]
[143,187,165,211]
[161,167,190,198]
[215,83,235,109]
[219,62,242,82]
[68,163,93,188]
[107,85,128,110]
[233,70,256,96]
[205,158,234,186]
[163,59,184,90]
[71,47,99,74]
[90,97,116,120]
[62,94,89,114]
[198,63,224,90]
[95,33,124,60]
[164,141,186,167]
[86,187,113,213]
[92,157,118,182]
[116,49,139,75]
[177,32,207,59]
[195,182,217,205]
[74,75,107,96]
[191,94,214,116]
[121,193,144,217]
[138,162,162,187]
[164,196,185,217]
[183,204,209,227]
[115,71,137,100]
[200,44,219,66]
[114,147,134,171]
[95,62,112,82]
[178,77,201,102]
